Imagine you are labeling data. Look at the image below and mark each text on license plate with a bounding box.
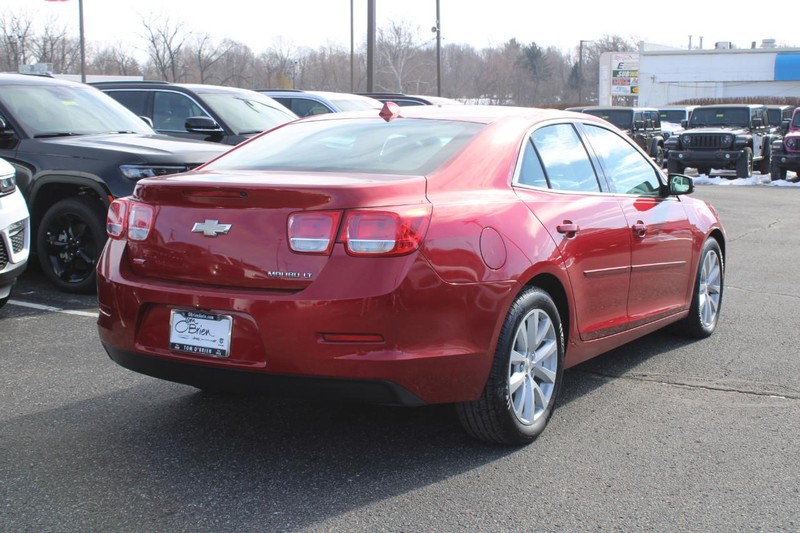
[169,310,232,357]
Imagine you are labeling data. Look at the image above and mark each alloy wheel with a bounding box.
[507,308,559,425]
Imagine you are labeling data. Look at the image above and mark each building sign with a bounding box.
[611,53,639,95]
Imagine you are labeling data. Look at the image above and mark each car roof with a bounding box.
[0,73,85,88]
[580,106,659,112]
[297,103,606,127]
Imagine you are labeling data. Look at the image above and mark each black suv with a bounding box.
[0,74,229,293]
[92,81,296,145]
[580,106,666,166]
[665,104,779,178]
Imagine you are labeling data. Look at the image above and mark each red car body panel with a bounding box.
[97,106,725,405]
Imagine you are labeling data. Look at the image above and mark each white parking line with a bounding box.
[7,299,99,318]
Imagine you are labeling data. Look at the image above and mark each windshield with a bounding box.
[0,83,153,138]
[582,109,633,129]
[199,91,297,135]
[659,110,686,124]
[202,117,484,176]
[689,107,749,128]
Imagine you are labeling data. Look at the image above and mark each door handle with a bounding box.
[632,222,647,238]
[557,222,580,237]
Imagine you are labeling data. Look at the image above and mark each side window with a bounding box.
[105,91,148,117]
[584,124,662,196]
[517,139,547,188]
[152,92,207,132]
[532,124,600,192]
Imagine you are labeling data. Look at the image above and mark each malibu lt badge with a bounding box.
[192,219,232,237]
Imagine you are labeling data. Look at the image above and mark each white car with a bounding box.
[0,157,30,309]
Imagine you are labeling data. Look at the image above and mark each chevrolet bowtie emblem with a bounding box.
[192,219,232,237]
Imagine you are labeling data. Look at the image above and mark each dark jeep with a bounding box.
[0,74,229,293]
[769,107,800,180]
[665,104,779,178]
[580,106,666,166]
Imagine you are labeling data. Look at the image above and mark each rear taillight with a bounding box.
[128,203,154,241]
[288,211,342,254]
[106,198,128,239]
[105,198,154,241]
[340,205,431,256]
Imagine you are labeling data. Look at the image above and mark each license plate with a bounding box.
[169,310,232,357]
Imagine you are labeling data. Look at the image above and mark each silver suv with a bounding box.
[0,157,30,309]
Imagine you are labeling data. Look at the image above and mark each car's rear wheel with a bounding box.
[653,145,664,168]
[757,147,771,174]
[36,197,107,294]
[457,287,564,445]
[696,166,710,176]
[736,147,753,178]
[672,237,723,338]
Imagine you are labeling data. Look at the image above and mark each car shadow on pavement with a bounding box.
[1,325,700,530]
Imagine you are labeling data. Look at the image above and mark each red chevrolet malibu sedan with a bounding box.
[97,104,725,444]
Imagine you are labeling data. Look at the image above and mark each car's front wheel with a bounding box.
[736,147,753,178]
[36,197,107,294]
[457,287,564,445]
[770,162,787,181]
[667,159,684,175]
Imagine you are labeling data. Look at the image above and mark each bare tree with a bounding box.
[376,21,428,92]
[187,34,238,84]
[90,43,142,76]
[0,10,36,72]
[140,13,190,82]
[31,16,80,74]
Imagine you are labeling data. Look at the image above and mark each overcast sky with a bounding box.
[6,0,800,58]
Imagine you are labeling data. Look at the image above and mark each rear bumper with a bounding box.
[103,343,427,406]
[97,240,518,404]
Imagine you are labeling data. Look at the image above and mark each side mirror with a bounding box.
[681,119,688,129]
[668,174,694,195]
[781,118,790,131]
[185,116,223,134]
[0,117,14,138]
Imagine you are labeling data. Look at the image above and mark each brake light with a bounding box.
[288,211,342,254]
[106,198,128,239]
[105,198,154,241]
[128,203,154,241]
[340,205,431,256]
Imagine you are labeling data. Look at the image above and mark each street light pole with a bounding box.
[77,0,86,82]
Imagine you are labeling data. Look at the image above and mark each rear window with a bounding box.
[203,117,484,176]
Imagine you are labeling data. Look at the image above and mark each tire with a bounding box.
[736,147,753,178]
[771,162,787,181]
[667,159,684,175]
[672,238,724,339]
[457,287,564,445]
[0,294,8,310]
[757,147,771,174]
[36,196,107,294]
[652,145,664,168]
[696,166,710,176]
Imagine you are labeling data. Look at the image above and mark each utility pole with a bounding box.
[366,0,376,92]
[434,0,441,96]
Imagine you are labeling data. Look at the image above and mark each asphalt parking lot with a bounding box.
[1,184,799,532]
